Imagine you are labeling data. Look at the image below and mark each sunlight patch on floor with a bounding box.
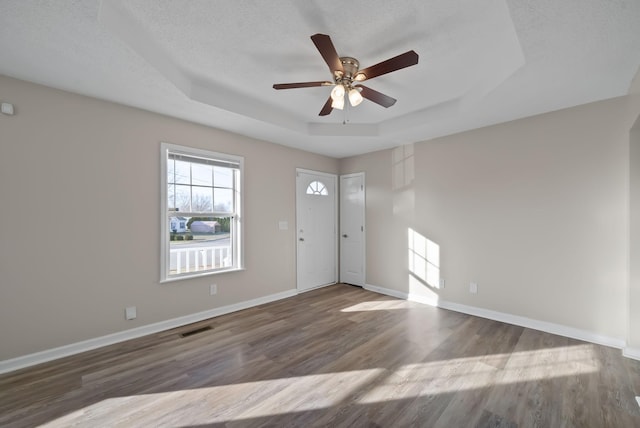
[341,300,411,312]
[44,345,600,426]
[357,344,599,404]
[45,369,385,426]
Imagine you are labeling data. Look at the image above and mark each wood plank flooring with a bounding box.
[1,284,639,427]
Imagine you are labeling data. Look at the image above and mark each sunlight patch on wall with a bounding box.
[392,144,414,190]
[392,144,415,218]
[408,228,441,288]
[408,275,440,306]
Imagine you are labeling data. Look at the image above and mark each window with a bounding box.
[306,180,328,196]
[161,143,243,281]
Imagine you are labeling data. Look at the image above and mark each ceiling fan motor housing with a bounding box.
[335,57,362,87]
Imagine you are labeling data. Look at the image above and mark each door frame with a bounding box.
[295,168,339,292]
[340,172,366,286]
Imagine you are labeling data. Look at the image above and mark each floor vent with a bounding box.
[180,326,212,338]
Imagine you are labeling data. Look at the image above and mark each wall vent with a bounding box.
[180,326,212,338]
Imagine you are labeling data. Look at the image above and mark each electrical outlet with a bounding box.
[439,278,445,289]
[469,282,478,294]
[1,102,15,115]
[210,284,217,295]
[125,306,137,320]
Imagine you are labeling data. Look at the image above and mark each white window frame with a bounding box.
[160,142,244,282]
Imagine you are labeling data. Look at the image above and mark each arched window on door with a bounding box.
[306,180,328,196]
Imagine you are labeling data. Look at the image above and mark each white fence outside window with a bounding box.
[169,245,231,275]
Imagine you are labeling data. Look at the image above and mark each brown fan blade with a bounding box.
[356,50,419,81]
[355,85,397,108]
[273,81,333,90]
[311,33,344,75]
[319,96,333,116]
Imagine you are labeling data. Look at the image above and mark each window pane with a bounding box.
[306,180,328,196]
[192,186,213,212]
[214,166,233,188]
[214,188,233,212]
[167,184,176,210]
[192,163,213,186]
[174,160,191,184]
[175,185,191,212]
[167,159,175,184]
[169,216,232,275]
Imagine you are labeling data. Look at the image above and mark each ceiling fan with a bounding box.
[273,34,419,116]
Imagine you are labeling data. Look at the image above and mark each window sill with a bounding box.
[160,267,245,284]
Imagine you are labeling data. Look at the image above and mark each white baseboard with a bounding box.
[0,289,298,375]
[437,300,626,349]
[363,283,408,300]
[363,283,440,307]
[364,283,626,352]
[623,346,640,361]
[5,284,636,375]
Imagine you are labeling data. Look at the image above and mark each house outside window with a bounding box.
[161,143,243,281]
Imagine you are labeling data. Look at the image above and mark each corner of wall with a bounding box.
[629,64,640,96]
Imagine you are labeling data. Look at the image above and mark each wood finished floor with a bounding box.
[1,284,640,427]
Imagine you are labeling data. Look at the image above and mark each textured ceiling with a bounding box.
[1,0,639,158]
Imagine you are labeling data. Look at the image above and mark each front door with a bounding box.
[340,173,365,286]
[296,170,337,291]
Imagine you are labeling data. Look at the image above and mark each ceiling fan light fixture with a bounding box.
[331,94,345,110]
[348,88,363,106]
[330,84,345,101]
[354,73,366,81]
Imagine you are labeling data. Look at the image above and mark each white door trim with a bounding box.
[296,168,339,292]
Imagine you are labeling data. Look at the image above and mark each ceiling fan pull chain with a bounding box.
[343,100,348,125]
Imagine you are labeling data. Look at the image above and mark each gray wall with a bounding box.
[2,72,640,363]
[0,75,338,360]
[341,95,640,342]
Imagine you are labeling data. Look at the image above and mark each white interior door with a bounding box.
[296,170,337,291]
[340,172,365,286]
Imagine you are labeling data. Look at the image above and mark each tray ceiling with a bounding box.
[1,0,639,157]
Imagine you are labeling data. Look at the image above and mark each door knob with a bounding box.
[342,234,348,238]
[299,238,305,241]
